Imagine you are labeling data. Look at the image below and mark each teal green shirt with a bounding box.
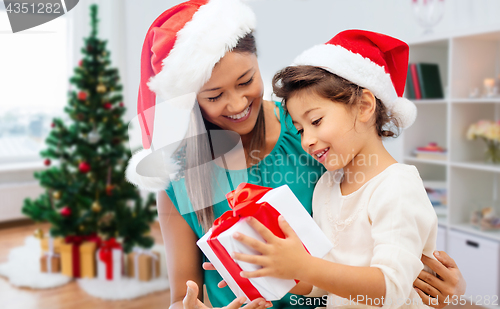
[166,102,325,308]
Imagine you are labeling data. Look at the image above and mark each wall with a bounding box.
[69,0,500,159]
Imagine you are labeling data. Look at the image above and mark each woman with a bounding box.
[126,1,465,308]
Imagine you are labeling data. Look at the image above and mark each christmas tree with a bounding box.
[23,4,156,253]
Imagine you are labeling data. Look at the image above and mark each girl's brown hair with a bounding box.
[184,32,263,232]
[272,65,400,138]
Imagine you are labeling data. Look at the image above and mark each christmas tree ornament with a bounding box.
[79,225,85,231]
[79,162,91,173]
[102,117,108,122]
[79,59,83,67]
[103,102,112,110]
[96,84,107,93]
[60,207,71,217]
[92,201,102,213]
[77,91,87,101]
[51,122,55,128]
[44,159,51,166]
[34,228,44,239]
[105,184,114,196]
[99,212,115,226]
[119,102,124,107]
[53,191,61,200]
[88,129,101,144]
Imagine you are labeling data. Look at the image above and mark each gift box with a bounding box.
[60,235,101,278]
[126,249,160,281]
[80,242,98,278]
[41,236,63,254]
[197,183,333,302]
[40,235,61,273]
[40,254,61,273]
[97,238,123,281]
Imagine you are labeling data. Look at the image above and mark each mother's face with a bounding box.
[197,51,264,136]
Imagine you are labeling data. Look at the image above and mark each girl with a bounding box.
[125,0,464,306]
[230,30,451,309]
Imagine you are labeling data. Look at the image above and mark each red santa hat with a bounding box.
[126,0,256,192]
[292,29,417,129]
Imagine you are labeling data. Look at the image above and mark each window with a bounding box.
[0,6,68,164]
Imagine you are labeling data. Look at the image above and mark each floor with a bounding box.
[0,221,488,309]
[0,221,171,309]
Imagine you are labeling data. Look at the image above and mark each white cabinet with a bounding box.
[448,230,500,300]
[404,29,500,305]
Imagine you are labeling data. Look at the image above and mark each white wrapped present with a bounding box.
[197,183,333,302]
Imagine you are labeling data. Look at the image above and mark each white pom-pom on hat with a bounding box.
[389,97,417,129]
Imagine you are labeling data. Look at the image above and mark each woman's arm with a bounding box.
[158,191,271,309]
[157,190,204,308]
[413,251,466,309]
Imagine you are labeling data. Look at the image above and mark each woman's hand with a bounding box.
[202,262,228,288]
[232,216,310,280]
[182,280,271,309]
[413,251,466,308]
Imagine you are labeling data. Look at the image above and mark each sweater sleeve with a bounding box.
[367,167,437,309]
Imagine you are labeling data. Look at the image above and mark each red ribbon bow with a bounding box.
[99,238,122,280]
[64,234,101,278]
[207,183,287,301]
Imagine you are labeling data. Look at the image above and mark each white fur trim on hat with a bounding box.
[292,44,416,129]
[125,148,181,192]
[148,0,256,101]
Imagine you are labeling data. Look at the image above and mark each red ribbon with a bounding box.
[64,234,101,278]
[207,183,287,301]
[98,238,122,280]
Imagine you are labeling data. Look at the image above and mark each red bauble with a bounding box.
[106,184,114,196]
[79,162,91,173]
[79,59,83,67]
[44,159,51,166]
[50,122,55,128]
[77,91,87,101]
[60,207,71,217]
[103,102,112,110]
[119,102,124,108]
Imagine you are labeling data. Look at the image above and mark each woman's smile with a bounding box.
[224,102,253,122]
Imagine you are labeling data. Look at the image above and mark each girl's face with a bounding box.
[287,91,362,171]
[197,51,264,136]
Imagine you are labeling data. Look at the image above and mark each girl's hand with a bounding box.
[232,216,310,280]
[182,280,272,309]
[413,251,466,309]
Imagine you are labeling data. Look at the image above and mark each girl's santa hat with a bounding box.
[126,0,256,192]
[292,29,417,129]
